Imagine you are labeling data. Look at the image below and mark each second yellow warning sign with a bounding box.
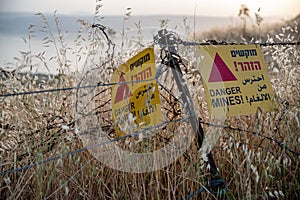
[111,47,163,137]
[196,44,277,119]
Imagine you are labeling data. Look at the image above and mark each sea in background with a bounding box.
[0,12,281,73]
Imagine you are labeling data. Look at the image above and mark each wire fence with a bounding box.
[1,40,300,177]
[182,40,300,46]
[2,113,298,177]
[0,116,189,176]
[1,40,299,99]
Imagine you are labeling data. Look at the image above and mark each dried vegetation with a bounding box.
[1,2,299,199]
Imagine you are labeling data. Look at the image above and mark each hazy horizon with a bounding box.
[0,11,296,73]
[0,11,288,35]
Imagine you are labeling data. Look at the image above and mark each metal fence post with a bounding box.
[154,29,226,198]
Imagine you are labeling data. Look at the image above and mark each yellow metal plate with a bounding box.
[196,44,277,118]
[111,47,163,137]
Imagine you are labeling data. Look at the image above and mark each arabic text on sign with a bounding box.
[242,74,265,85]
[246,93,271,105]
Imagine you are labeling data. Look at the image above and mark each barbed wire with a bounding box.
[0,116,189,176]
[1,38,299,177]
[181,40,300,46]
[0,78,156,98]
[1,112,299,177]
[152,28,300,47]
[1,39,299,98]
[199,120,300,156]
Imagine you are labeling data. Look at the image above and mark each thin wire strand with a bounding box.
[1,40,299,176]
[0,116,189,176]
[180,40,300,46]
[0,78,156,97]
[200,121,300,156]
[1,41,299,98]
[2,113,299,176]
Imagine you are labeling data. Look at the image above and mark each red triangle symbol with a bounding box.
[208,53,237,82]
[114,74,132,103]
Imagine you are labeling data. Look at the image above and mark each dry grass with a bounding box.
[196,14,300,44]
[0,6,299,200]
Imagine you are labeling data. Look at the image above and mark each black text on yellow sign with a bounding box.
[111,47,163,137]
[196,44,277,119]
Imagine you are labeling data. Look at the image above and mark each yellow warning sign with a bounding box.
[196,44,277,118]
[111,47,163,137]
